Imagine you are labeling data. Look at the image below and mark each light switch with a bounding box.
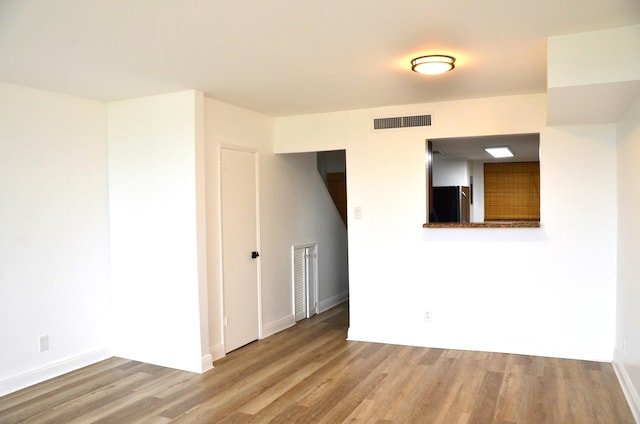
[354,207,362,219]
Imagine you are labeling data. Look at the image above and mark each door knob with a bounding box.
[251,251,260,259]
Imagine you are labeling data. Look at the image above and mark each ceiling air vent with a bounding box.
[373,114,432,130]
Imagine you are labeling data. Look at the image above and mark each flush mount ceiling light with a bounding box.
[411,55,456,75]
[484,146,514,158]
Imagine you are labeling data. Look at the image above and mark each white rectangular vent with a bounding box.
[373,114,432,130]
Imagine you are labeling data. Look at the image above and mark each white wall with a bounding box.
[275,93,618,361]
[548,25,640,88]
[108,91,210,373]
[260,152,349,317]
[0,86,348,394]
[204,98,349,359]
[0,83,111,395]
[203,98,274,359]
[547,25,640,125]
[615,95,640,420]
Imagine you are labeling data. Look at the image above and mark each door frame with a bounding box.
[218,144,263,352]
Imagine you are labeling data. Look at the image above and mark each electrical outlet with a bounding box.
[39,335,49,352]
[622,339,627,357]
[424,310,432,322]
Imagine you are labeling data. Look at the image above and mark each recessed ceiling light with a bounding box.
[484,146,514,158]
[411,55,456,75]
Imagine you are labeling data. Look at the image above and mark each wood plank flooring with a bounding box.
[0,303,634,423]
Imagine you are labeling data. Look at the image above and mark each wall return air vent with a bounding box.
[373,114,432,130]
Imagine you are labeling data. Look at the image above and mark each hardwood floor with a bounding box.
[0,303,634,423]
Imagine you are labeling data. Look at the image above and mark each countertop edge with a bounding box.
[423,222,541,228]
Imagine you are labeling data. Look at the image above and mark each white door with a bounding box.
[293,244,317,321]
[294,247,307,322]
[221,148,260,353]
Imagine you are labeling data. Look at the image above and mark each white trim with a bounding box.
[262,314,296,338]
[309,244,319,317]
[209,343,226,362]
[613,351,640,423]
[254,151,263,341]
[318,291,349,313]
[0,348,112,397]
[290,245,298,321]
[216,143,226,355]
[201,353,214,373]
[218,143,258,154]
[347,327,613,362]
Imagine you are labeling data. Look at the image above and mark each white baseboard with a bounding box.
[201,353,214,373]
[209,343,226,362]
[347,326,612,362]
[0,348,112,397]
[262,314,296,338]
[318,291,349,313]
[613,351,640,423]
[260,293,348,341]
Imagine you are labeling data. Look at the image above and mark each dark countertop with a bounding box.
[423,221,540,228]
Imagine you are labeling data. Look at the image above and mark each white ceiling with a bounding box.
[1,0,639,117]
[430,134,540,162]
